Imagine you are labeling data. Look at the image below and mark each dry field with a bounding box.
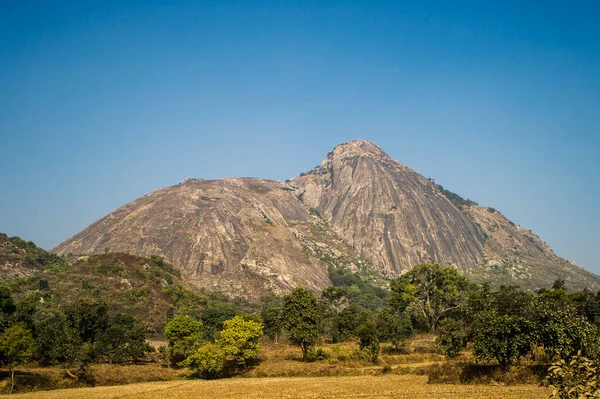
[5,374,547,399]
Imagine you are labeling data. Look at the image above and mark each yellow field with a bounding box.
[6,374,547,399]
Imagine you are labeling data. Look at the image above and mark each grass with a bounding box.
[3,374,548,399]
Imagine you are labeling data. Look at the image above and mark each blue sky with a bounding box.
[1,1,599,273]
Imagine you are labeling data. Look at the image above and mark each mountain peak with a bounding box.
[329,140,390,160]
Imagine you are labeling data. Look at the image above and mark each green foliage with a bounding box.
[436,318,468,357]
[375,307,412,350]
[532,298,599,361]
[470,310,534,366]
[357,318,380,363]
[164,315,203,364]
[218,316,263,366]
[95,314,150,363]
[390,263,471,331]
[435,184,478,209]
[545,351,600,399]
[184,343,225,379]
[328,266,388,311]
[201,301,239,341]
[282,288,322,360]
[260,295,284,343]
[0,323,35,390]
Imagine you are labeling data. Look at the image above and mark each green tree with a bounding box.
[532,299,599,361]
[389,263,471,331]
[282,288,322,360]
[0,286,15,333]
[436,318,468,358]
[218,316,263,366]
[470,310,533,366]
[0,323,35,391]
[356,318,380,363]
[260,295,284,344]
[164,315,203,364]
[375,308,411,351]
[96,314,150,363]
[184,343,225,379]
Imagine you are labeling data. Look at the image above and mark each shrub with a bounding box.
[184,344,225,379]
[545,351,600,398]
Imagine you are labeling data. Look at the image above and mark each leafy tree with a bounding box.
[64,300,110,347]
[0,286,15,333]
[436,318,468,357]
[356,318,379,363]
[0,323,35,391]
[330,305,361,343]
[260,295,284,343]
[164,315,203,364]
[96,314,150,363]
[375,308,411,351]
[389,263,471,331]
[470,310,534,366]
[282,288,322,360]
[200,302,238,341]
[184,343,225,379]
[218,316,263,366]
[532,299,599,361]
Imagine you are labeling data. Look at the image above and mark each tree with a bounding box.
[260,295,284,343]
[532,299,599,361]
[96,314,150,363]
[0,324,35,391]
[0,286,15,333]
[356,318,379,363]
[375,308,411,351]
[184,343,225,379]
[282,288,322,360]
[470,310,533,366]
[389,263,471,331]
[436,318,468,358]
[218,316,263,367]
[164,315,203,364]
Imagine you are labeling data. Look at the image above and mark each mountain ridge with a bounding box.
[51,140,600,296]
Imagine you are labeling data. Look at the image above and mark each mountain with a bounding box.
[52,140,600,295]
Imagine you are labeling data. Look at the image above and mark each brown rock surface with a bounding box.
[292,140,486,276]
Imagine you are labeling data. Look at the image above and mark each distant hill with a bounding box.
[51,140,600,295]
[0,242,255,331]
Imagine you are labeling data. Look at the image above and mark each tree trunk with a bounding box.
[10,368,14,392]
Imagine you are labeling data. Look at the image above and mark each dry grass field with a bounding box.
[5,375,548,399]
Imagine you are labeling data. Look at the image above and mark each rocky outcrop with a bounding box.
[53,140,600,296]
[53,178,331,299]
[292,140,486,276]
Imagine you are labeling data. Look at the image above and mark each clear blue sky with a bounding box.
[1,1,599,273]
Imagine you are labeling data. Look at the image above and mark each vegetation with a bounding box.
[434,184,478,209]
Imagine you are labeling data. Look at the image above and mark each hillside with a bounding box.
[52,140,600,294]
[1,248,255,331]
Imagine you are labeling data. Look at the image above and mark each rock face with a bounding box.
[53,178,331,299]
[292,140,486,276]
[53,140,600,296]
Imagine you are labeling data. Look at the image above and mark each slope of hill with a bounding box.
[2,250,255,331]
[52,140,600,293]
[0,233,62,280]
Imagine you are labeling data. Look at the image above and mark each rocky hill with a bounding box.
[52,140,600,295]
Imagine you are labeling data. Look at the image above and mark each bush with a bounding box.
[184,344,225,379]
[436,319,468,358]
[218,316,262,366]
[545,351,600,399]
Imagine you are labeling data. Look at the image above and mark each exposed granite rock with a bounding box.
[292,140,487,276]
[52,140,600,296]
[53,178,331,299]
